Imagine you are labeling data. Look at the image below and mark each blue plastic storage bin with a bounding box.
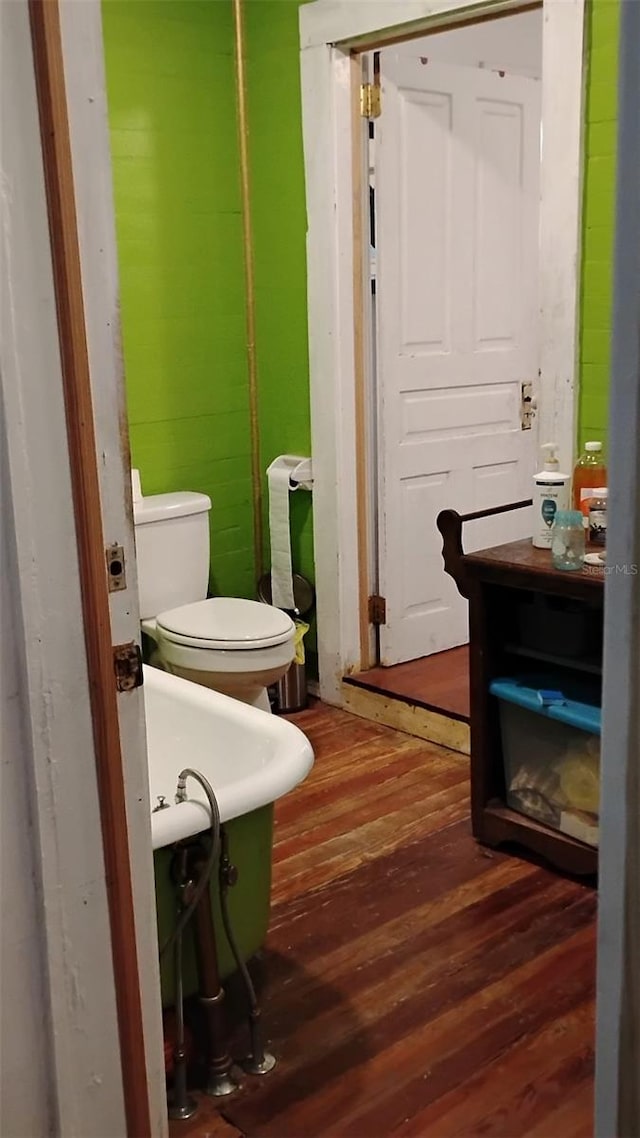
[490,675,601,848]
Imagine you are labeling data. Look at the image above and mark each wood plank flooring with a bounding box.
[345,646,470,722]
[170,701,595,1138]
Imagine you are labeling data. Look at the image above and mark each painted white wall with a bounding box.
[595,3,640,1130]
[392,9,542,77]
[0,3,127,1133]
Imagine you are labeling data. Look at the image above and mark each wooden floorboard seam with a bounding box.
[169,701,595,1138]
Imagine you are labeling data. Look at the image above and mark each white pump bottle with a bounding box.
[532,443,570,549]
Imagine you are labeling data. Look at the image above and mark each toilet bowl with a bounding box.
[132,471,296,712]
[143,597,295,713]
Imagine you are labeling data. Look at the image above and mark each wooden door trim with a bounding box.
[302,0,541,49]
[28,3,151,1134]
[348,1,541,52]
[351,52,374,671]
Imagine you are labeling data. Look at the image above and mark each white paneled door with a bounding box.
[376,56,540,665]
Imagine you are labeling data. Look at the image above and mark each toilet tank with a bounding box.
[133,488,212,620]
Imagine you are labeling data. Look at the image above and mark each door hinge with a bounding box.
[368,594,387,625]
[113,641,144,693]
[521,381,537,430]
[361,82,381,120]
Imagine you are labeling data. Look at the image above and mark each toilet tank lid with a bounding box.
[134,490,211,526]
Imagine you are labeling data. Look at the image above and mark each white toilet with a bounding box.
[132,472,296,712]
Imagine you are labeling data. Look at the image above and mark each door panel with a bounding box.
[474,99,525,346]
[376,57,540,664]
[401,91,453,350]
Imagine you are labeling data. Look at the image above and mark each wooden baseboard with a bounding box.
[341,682,470,755]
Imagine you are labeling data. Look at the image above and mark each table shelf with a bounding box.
[438,524,603,876]
[503,642,603,677]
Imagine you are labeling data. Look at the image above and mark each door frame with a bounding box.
[56,2,168,1132]
[1,1,165,1132]
[300,0,586,704]
[595,1,640,1130]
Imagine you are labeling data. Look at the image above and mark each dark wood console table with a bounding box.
[438,504,603,876]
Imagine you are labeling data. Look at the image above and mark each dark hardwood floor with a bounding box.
[345,646,470,722]
[170,701,595,1138]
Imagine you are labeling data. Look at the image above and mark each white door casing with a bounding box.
[300,0,584,700]
[1,2,128,1130]
[58,2,168,1131]
[376,56,540,664]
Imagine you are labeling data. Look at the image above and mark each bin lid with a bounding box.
[490,675,601,735]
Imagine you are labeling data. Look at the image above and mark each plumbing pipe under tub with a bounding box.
[164,766,275,1113]
[188,844,238,1097]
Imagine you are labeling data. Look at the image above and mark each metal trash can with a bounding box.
[276,659,307,713]
[257,572,315,714]
[257,572,314,617]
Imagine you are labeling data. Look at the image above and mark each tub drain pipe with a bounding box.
[219,826,276,1075]
[166,847,197,1121]
[162,768,238,1117]
[189,844,238,1097]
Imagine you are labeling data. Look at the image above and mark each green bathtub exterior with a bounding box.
[154,803,274,1007]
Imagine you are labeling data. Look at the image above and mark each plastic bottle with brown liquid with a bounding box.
[572,441,607,524]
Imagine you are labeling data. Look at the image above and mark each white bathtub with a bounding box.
[144,664,314,850]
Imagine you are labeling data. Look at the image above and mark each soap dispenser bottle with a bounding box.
[533,443,570,549]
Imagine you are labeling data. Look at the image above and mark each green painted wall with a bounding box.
[102,0,254,599]
[104,0,617,651]
[578,0,620,450]
[103,0,316,659]
[245,0,315,659]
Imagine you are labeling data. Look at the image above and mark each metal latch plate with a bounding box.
[106,543,126,592]
[521,382,536,430]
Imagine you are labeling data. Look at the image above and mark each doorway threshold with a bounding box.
[343,646,470,754]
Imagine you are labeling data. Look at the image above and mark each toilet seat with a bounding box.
[156,596,295,652]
